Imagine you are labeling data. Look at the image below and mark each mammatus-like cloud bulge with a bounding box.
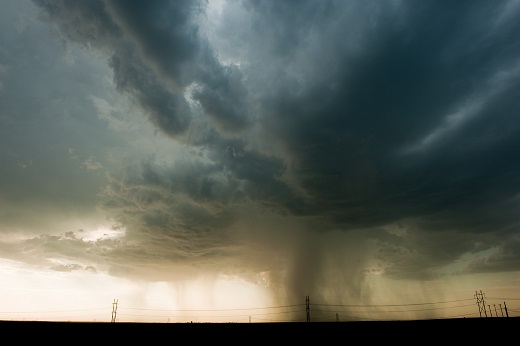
[30,0,520,302]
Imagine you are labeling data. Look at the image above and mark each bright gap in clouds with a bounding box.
[80,226,125,242]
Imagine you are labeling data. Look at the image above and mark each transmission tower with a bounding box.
[306,296,310,322]
[474,290,487,317]
[111,298,118,322]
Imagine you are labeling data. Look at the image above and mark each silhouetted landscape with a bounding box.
[1,317,518,342]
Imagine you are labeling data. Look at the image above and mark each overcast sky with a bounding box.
[1,0,520,322]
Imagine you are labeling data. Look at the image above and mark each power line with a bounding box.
[0,308,107,314]
[312,302,476,314]
[1,293,518,323]
[119,303,304,312]
[119,308,305,319]
[311,298,475,308]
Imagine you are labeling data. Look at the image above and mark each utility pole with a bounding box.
[504,302,509,317]
[474,290,487,317]
[111,298,118,323]
[306,296,310,322]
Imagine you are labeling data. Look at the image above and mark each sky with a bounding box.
[1,0,520,323]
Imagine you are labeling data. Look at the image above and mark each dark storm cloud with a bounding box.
[103,0,202,83]
[191,63,251,134]
[29,0,520,289]
[31,0,191,137]
[105,0,252,135]
[238,0,520,282]
[249,0,520,231]
[33,0,251,137]
[108,46,192,135]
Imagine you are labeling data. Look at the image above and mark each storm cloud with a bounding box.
[3,0,520,311]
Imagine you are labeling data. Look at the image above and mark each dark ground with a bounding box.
[1,317,516,343]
